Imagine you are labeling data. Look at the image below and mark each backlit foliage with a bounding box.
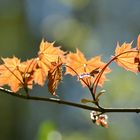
[0,35,140,127]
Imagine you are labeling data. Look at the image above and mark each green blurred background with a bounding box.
[0,0,140,139]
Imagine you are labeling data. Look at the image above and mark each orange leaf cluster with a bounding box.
[0,40,64,94]
[1,35,140,95]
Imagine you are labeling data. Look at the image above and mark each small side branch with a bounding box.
[0,87,140,113]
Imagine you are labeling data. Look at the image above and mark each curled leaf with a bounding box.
[48,58,63,95]
[95,90,106,101]
[81,98,98,104]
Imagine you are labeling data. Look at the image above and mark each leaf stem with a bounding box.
[93,50,138,95]
[65,64,90,88]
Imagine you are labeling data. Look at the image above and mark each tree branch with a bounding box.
[0,87,98,111]
[0,87,140,113]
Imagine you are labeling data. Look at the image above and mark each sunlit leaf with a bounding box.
[38,39,65,68]
[135,35,140,71]
[137,35,140,50]
[65,49,111,87]
[114,42,138,73]
[0,57,23,92]
[34,68,46,86]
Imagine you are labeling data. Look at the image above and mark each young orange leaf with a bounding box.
[36,58,49,76]
[0,57,23,92]
[36,39,65,77]
[38,39,65,68]
[65,49,87,76]
[0,57,39,92]
[65,49,111,87]
[137,35,140,50]
[20,58,48,87]
[134,35,140,71]
[33,68,46,86]
[19,58,37,73]
[114,42,138,73]
[19,59,37,89]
